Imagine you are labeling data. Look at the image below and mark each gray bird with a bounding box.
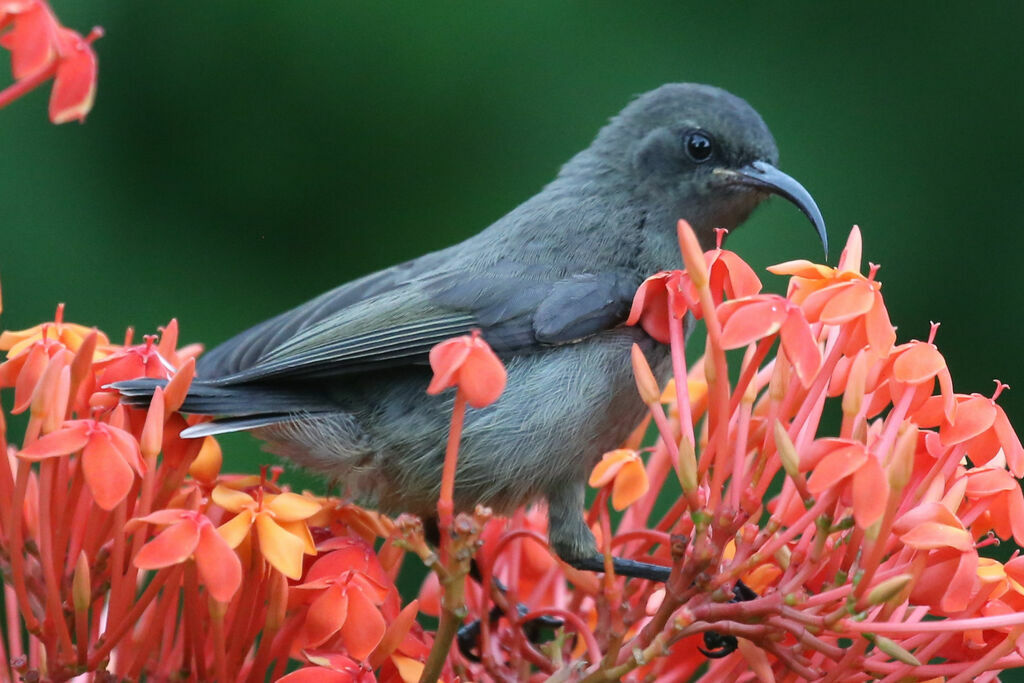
[116,83,826,581]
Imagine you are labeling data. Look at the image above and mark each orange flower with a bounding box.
[913,384,1024,477]
[804,439,888,529]
[292,546,392,659]
[717,294,820,386]
[213,484,321,579]
[0,1,102,124]
[0,304,106,357]
[426,331,506,408]
[131,509,242,602]
[589,449,649,511]
[18,418,144,509]
[768,229,895,358]
[626,271,692,344]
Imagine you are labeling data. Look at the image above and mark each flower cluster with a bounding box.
[0,0,101,123]
[2,221,1024,681]
[0,308,434,681]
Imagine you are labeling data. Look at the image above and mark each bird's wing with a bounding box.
[198,264,641,386]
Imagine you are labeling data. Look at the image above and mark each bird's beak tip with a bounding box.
[722,161,829,262]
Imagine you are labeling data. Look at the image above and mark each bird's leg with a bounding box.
[422,518,562,661]
[548,487,749,658]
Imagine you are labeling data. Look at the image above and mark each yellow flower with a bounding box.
[212,485,321,579]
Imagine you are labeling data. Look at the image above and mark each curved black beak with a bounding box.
[715,161,828,259]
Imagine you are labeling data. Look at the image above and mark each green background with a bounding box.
[3,5,1024,505]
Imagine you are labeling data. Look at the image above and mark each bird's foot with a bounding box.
[456,603,563,662]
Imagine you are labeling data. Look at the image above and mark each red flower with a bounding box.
[131,509,242,603]
[426,331,506,408]
[717,294,820,386]
[292,546,392,659]
[18,418,143,509]
[0,0,102,124]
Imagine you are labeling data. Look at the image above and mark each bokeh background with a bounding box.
[2,5,1024,495]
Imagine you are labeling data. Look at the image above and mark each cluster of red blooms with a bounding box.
[0,0,101,123]
[2,222,1024,681]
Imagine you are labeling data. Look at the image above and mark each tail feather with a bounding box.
[109,378,336,420]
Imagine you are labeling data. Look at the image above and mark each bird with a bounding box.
[115,83,826,583]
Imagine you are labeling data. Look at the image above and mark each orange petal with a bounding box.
[820,280,875,324]
[13,343,49,413]
[49,28,98,124]
[303,584,349,648]
[852,455,888,529]
[339,584,387,660]
[278,518,317,556]
[131,509,191,526]
[864,291,896,356]
[140,387,165,459]
[713,250,762,299]
[588,449,635,488]
[163,357,196,416]
[268,492,322,522]
[196,524,242,602]
[133,520,200,569]
[994,407,1024,478]
[457,344,507,409]
[718,298,784,349]
[370,599,420,668]
[780,308,821,387]
[391,654,425,683]
[425,338,470,395]
[211,484,255,513]
[941,396,996,445]
[277,668,356,683]
[188,436,222,483]
[255,514,307,579]
[17,422,89,460]
[837,226,863,273]
[82,430,135,510]
[767,259,833,279]
[900,522,973,552]
[892,343,945,385]
[940,551,979,613]
[217,508,255,549]
[806,447,867,494]
[611,459,649,511]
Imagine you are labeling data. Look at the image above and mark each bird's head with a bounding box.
[592,83,827,257]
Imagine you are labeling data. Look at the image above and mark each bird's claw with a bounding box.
[456,603,564,662]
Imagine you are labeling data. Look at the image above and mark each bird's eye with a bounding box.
[684,131,714,163]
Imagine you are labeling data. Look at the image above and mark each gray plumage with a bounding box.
[116,83,826,577]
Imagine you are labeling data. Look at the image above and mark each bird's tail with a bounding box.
[110,378,335,437]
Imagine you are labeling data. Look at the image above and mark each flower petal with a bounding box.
[303,585,349,648]
[268,492,322,522]
[196,523,242,602]
[17,422,89,460]
[339,584,387,660]
[211,484,255,513]
[134,520,200,569]
[255,513,307,579]
[611,459,649,511]
[82,430,135,510]
[217,508,255,549]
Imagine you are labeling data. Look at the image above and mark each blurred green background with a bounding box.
[2,3,1023,477]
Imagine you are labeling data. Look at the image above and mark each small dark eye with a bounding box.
[684,131,714,163]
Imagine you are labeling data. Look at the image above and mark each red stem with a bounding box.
[438,388,467,553]
[88,565,182,669]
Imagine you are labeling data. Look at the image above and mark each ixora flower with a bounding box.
[213,483,322,579]
[0,0,102,123]
[3,223,1024,681]
[131,508,242,602]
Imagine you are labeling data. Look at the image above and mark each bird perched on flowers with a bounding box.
[116,83,826,581]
